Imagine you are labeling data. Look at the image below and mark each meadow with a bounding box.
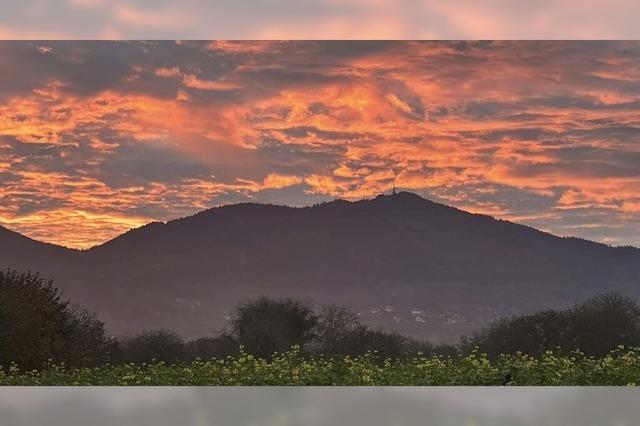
[3,347,640,386]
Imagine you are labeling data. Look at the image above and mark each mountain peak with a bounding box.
[377,191,427,200]
[370,191,443,209]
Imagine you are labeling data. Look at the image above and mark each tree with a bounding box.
[332,326,416,360]
[309,304,361,355]
[461,292,640,358]
[569,292,640,357]
[121,329,186,364]
[309,304,434,359]
[0,269,115,370]
[462,309,571,358]
[232,297,317,359]
[63,306,121,366]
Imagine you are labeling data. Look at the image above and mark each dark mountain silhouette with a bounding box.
[0,225,78,272]
[1,192,639,342]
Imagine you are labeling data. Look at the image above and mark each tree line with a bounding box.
[2,268,640,370]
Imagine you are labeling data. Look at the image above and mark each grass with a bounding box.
[2,347,640,386]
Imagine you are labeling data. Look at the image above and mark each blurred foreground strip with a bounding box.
[0,387,639,426]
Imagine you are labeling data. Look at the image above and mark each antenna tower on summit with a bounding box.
[392,166,400,195]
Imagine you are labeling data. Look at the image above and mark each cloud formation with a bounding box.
[1,41,639,248]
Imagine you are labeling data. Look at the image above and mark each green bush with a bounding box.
[120,330,186,364]
[233,297,317,359]
[463,293,640,358]
[2,346,639,385]
[186,335,239,360]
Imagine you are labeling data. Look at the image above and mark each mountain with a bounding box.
[0,224,77,273]
[1,192,639,342]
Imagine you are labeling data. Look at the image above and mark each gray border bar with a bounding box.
[1,0,640,39]
[1,387,639,425]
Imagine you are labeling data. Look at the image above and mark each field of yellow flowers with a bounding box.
[2,347,639,385]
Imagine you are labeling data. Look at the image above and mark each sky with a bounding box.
[1,41,640,249]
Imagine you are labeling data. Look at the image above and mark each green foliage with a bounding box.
[0,269,116,370]
[233,297,317,359]
[3,268,640,385]
[569,293,640,357]
[328,326,430,360]
[462,309,571,359]
[2,347,640,385]
[463,292,640,358]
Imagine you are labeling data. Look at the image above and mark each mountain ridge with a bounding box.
[2,191,637,252]
[1,191,639,342]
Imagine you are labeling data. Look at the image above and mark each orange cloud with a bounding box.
[1,41,640,248]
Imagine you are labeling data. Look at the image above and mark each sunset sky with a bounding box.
[1,41,640,249]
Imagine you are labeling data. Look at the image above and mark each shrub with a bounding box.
[462,292,640,358]
[232,297,317,359]
[462,309,571,358]
[569,292,640,357]
[121,330,186,364]
[186,335,239,360]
